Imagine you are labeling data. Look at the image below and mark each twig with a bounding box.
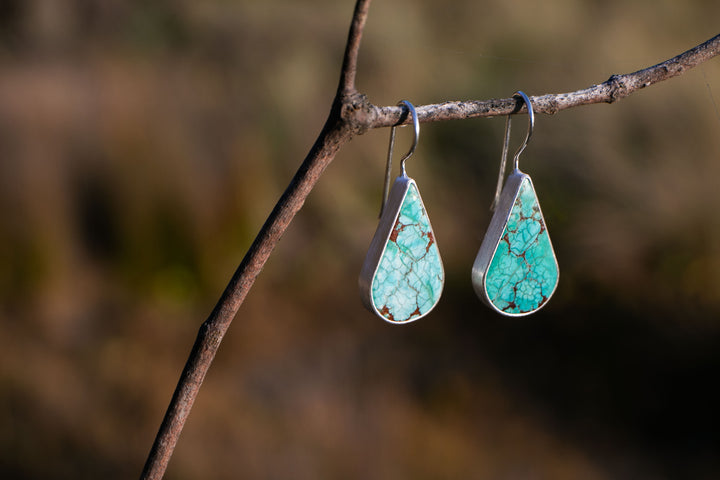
[363,32,720,128]
[138,1,371,478]
[337,0,371,97]
[139,0,719,476]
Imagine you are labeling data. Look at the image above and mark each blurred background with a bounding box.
[1,0,719,478]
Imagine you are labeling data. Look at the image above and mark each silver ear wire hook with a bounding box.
[491,113,513,212]
[380,100,420,217]
[491,91,535,211]
[511,91,534,170]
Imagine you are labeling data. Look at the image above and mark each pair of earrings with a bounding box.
[359,93,559,323]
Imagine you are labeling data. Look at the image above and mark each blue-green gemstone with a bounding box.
[371,183,444,322]
[486,177,558,314]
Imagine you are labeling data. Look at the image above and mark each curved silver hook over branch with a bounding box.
[396,100,420,175]
[490,91,535,211]
[380,100,420,216]
[511,91,534,171]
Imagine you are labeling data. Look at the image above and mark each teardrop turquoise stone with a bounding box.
[485,177,558,314]
[371,183,444,322]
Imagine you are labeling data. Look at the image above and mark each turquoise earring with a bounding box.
[359,101,444,324]
[472,91,559,316]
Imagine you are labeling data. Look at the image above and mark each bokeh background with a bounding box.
[1,1,719,478]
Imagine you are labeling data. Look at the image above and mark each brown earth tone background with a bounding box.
[1,1,719,479]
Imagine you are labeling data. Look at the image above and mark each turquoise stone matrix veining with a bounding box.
[474,173,558,315]
[360,177,444,323]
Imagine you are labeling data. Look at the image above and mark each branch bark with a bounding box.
[139,0,719,477]
[364,32,720,128]
[138,1,371,478]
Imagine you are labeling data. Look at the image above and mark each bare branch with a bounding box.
[139,2,373,480]
[365,33,720,128]
[139,126,355,480]
[338,0,372,96]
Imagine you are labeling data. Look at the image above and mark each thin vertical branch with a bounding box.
[338,0,372,96]
[139,1,373,479]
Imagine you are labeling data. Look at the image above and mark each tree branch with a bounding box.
[139,1,372,479]
[338,0,372,96]
[140,0,719,476]
[364,32,720,127]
